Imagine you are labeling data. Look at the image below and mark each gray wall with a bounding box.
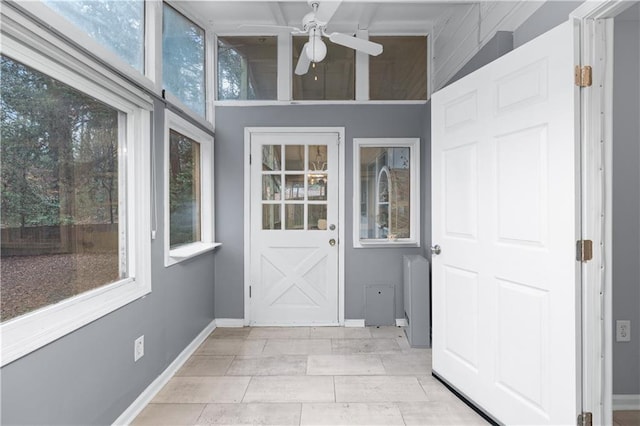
[513,1,585,48]
[0,101,217,425]
[447,31,514,86]
[612,5,640,395]
[214,104,429,321]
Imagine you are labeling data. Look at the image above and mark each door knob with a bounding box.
[431,245,441,255]
[329,238,336,246]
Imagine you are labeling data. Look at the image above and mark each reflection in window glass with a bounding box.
[169,130,201,248]
[1,56,122,322]
[218,36,277,100]
[45,0,144,72]
[360,147,411,240]
[163,4,205,116]
[369,36,427,100]
[292,36,355,100]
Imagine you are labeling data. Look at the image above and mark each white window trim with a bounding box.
[0,12,152,367]
[353,138,421,248]
[164,110,217,267]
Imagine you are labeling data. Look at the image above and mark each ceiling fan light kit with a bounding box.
[238,0,384,76]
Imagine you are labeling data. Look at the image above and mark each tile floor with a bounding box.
[613,410,640,426]
[132,326,489,425]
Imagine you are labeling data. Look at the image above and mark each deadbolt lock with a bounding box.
[329,238,336,246]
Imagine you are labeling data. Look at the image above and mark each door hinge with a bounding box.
[578,412,592,426]
[249,285,252,298]
[577,239,594,262]
[249,154,252,165]
[575,65,592,87]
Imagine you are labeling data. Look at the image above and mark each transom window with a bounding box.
[353,138,420,247]
[217,36,277,100]
[163,4,206,117]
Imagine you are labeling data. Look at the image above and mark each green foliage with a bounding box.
[169,131,200,247]
[1,56,119,230]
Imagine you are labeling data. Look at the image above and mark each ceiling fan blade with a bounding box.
[237,24,303,33]
[315,0,342,24]
[295,43,311,75]
[328,32,383,56]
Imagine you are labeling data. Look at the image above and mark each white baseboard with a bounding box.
[613,394,640,411]
[215,318,245,327]
[112,320,216,426]
[344,319,365,327]
[395,318,408,327]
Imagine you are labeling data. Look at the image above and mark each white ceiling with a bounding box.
[177,1,474,34]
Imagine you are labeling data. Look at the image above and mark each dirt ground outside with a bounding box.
[1,253,119,321]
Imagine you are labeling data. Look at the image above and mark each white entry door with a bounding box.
[249,131,340,325]
[431,21,580,424]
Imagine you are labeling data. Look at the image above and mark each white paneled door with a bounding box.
[249,131,340,325]
[431,21,580,424]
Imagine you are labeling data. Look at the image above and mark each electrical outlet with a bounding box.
[616,320,631,342]
[134,335,144,361]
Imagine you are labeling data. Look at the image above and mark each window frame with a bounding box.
[0,6,153,367]
[352,138,421,248]
[164,110,218,267]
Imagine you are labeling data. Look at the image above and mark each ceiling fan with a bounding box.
[242,0,383,75]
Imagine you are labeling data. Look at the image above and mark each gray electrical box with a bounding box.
[403,255,430,347]
[365,285,395,326]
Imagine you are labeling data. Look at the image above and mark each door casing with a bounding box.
[243,127,346,326]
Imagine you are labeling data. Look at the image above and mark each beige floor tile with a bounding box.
[262,338,332,355]
[195,403,301,425]
[152,377,251,403]
[132,403,205,425]
[331,338,402,354]
[307,354,385,375]
[196,339,266,356]
[398,401,489,425]
[209,327,252,339]
[301,402,404,425]
[614,410,640,426]
[247,327,311,339]
[381,353,432,375]
[334,376,428,403]
[243,376,335,403]
[226,355,307,376]
[176,356,234,376]
[370,326,406,339]
[310,327,373,339]
[418,376,463,402]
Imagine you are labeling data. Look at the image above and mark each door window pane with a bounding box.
[163,4,205,116]
[309,205,327,230]
[292,36,355,100]
[285,204,304,230]
[262,145,281,171]
[262,175,282,201]
[369,36,427,100]
[285,145,305,170]
[1,56,122,321]
[218,36,277,100]
[169,130,201,248]
[262,204,281,230]
[285,175,305,200]
[45,0,144,72]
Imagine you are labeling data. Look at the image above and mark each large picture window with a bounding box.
[369,36,427,100]
[164,111,216,266]
[0,35,151,366]
[353,138,420,247]
[163,4,206,117]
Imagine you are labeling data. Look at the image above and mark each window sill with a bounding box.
[354,240,420,249]
[167,241,221,266]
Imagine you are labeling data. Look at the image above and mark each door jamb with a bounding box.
[243,126,346,326]
[571,1,634,424]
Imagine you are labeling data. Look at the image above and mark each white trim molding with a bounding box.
[344,319,366,328]
[215,318,245,328]
[613,395,640,411]
[112,320,216,426]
